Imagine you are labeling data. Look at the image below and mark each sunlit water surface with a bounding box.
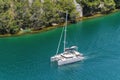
[0,12,120,80]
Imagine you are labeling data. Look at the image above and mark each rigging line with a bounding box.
[64,11,68,52]
[56,26,65,55]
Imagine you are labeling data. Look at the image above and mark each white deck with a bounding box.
[51,49,84,66]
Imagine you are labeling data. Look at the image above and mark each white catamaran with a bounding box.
[51,11,84,66]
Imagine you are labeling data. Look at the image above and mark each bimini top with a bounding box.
[65,46,78,51]
[70,46,78,49]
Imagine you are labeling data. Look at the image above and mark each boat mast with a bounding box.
[64,11,68,52]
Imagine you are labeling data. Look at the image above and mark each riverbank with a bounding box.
[0,10,119,38]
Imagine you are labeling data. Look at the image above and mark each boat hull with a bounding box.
[58,56,84,66]
[51,54,62,62]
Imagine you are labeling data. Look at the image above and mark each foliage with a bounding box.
[80,0,115,16]
[0,0,77,34]
[0,0,119,35]
[114,0,120,8]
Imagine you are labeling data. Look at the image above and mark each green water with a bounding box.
[0,12,120,80]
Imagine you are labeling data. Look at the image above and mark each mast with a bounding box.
[64,11,68,52]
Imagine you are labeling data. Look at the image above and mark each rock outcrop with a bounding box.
[74,0,83,17]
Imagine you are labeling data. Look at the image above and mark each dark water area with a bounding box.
[0,12,120,80]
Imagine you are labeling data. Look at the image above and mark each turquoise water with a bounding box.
[0,12,120,80]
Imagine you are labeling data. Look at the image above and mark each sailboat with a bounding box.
[51,11,84,66]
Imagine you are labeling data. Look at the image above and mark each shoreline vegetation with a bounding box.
[0,0,120,38]
[0,9,119,38]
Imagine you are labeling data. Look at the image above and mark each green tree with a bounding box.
[114,0,120,8]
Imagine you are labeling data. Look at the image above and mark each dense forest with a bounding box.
[0,0,120,35]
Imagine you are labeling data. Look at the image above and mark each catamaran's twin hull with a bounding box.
[58,57,84,65]
[51,55,62,62]
[51,56,84,66]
